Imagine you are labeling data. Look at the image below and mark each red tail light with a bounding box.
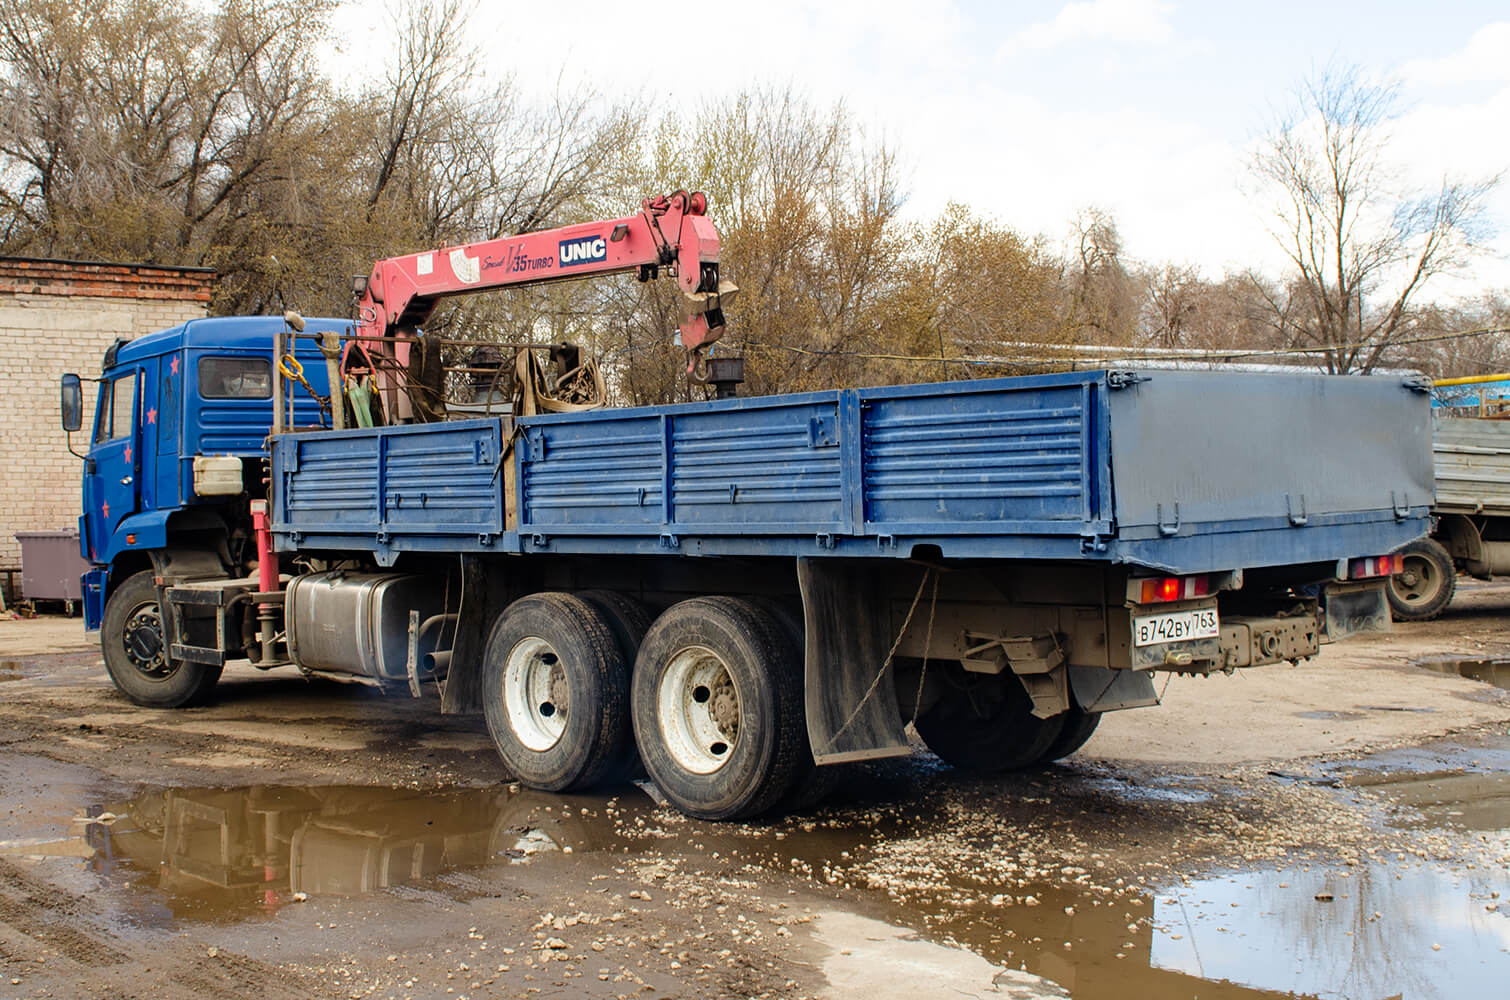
[1139,574,1212,604]
[1349,554,1403,579]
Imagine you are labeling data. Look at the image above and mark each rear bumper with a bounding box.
[1122,580,1389,673]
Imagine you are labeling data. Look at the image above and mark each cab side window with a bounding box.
[198,357,271,399]
[94,373,138,444]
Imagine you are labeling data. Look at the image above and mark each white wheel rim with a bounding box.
[657,645,740,774]
[504,636,567,751]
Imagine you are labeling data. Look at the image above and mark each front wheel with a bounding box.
[101,571,222,708]
[632,597,806,820]
[1387,537,1456,622]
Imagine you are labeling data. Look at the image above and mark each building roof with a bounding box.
[0,256,215,303]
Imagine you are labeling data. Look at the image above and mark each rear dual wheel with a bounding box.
[915,665,1100,772]
[632,597,808,820]
[481,590,822,818]
[481,592,636,792]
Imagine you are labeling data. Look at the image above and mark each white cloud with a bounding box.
[322,0,1510,297]
[886,85,1266,278]
[1405,22,1510,86]
[1002,0,1175,53]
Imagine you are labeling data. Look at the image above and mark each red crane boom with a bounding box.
[347,191,732,422]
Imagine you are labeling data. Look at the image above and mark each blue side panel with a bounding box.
[273,419,505,553]
[384,425,504,532]
[516,372,1113,544]
[861,380,1101,534]
[521,413,664,528]
[263,367,1427,575]
[519,397,852,535]
[672,401,844,527]
[283,434,380,527]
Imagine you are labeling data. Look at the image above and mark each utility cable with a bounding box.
[736,324,1510,371]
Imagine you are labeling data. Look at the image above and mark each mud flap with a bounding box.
[441,555,506,714]
[1323,580,1391,641]
[82,568,107,631]
[1069,666,1159,712]
[797,558,911,764]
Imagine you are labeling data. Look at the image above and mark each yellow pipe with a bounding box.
[1433,373,1510,387]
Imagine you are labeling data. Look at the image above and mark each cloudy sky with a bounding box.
[333,1,1510,296]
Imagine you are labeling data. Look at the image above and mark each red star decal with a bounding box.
[101,501,110,519]
[169,356,180,375]
[123,445,131,463]
[146,407,157,424]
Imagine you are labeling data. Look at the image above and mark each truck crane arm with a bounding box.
[347,191,733,421]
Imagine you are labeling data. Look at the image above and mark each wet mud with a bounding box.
[1,593,1510,999]
[0,748,1504,1000]
[1415,654,1510,690]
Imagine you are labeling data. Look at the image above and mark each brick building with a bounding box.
[0,258,215,602]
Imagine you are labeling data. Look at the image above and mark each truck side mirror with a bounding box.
[60,373,82,432]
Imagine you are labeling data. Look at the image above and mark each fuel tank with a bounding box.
[285,571,452,682]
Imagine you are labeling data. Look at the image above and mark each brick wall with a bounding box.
[0,258,214,603]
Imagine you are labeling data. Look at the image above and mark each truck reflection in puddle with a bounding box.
[83,784,605,921]
[58,779,1508,1000]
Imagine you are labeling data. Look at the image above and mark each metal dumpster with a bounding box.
[15,530,89,602]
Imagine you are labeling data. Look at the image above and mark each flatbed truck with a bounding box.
[61,314,1433,818]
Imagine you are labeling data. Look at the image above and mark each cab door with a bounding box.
[83,369,142,561]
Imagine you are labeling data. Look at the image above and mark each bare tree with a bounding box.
[588,87,907,399]
[1139,263,1204,349]
[1250,65,1497,373]
[1395,294,1510,378]
[1067,207,1138,344]
[0,0,333,250]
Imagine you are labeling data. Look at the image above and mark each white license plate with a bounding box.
[1133,607,1220,647]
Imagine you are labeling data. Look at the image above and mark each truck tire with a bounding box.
[748,597,837,812]
[576,590,653,661]
[575,590,653,781]
[1387,537,1456,622]
[101,570,222,708]
[915,666,1065,773]
[1037,706,1101,764]
[481,592,633,792]
[632,597,806,820]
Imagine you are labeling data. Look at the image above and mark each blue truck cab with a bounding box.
[71,316,343,628]
[61,318,1435,821]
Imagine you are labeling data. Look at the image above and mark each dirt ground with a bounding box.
[0,584,1507,1000]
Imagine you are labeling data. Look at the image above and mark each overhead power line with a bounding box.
[737,325,1510,371]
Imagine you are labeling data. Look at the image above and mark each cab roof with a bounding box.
[114,315,351,366]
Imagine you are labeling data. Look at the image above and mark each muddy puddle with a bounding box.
[0,770,1502,1000]
[0,659,22,682]
[1414,654,1510,690]
[1325,741,1510,834]
[1151,866,1507,998]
